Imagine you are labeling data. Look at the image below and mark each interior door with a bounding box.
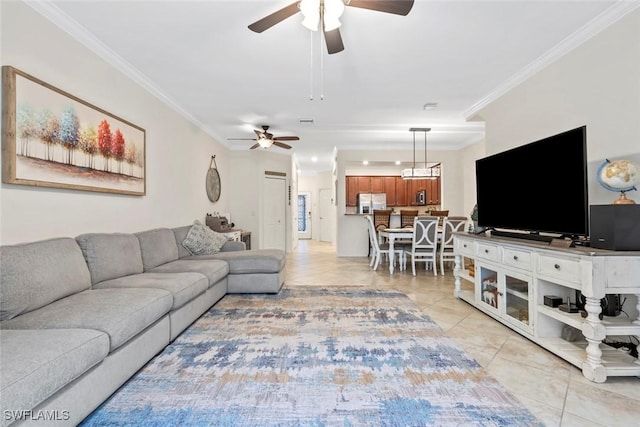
[263,177,286,251]
[297,191,311,239]
[319,188,333,243]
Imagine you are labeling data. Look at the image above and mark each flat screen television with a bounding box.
[475,125,589,240]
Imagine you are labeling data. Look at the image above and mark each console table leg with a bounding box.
[454,254,461,298]
[581,296,607,383]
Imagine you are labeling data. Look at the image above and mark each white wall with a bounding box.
[459,139,486,219]
[0,1,230,244]
[475,9,640,206]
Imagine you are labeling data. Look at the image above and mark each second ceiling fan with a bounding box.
[228,126,300,150]
[248,0,415,54]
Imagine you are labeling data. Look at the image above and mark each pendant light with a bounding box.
[402,128,440,179]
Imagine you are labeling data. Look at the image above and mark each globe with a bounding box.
[596,159,638,204]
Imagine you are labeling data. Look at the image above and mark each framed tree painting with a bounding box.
[2,66,146,195]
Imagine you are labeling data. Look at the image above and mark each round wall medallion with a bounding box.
[206,156,221,202]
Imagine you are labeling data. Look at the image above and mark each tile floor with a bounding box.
[286,240,640,427]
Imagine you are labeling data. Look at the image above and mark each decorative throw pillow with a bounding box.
[182,220,228,255]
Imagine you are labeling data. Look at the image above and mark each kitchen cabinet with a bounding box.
[427,178,441,204]
[383,177,397,206]
[357,176,371,194]
[370,177,384,194]
[454,233,640,383]
[407,178,441,205]
[346,176,359,207]
[395,177,408,206]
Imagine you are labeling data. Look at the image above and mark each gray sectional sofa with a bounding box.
[0,224,286,426]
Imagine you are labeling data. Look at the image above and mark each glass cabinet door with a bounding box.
[478,265,499,312]
[475,263,533,333]
[504,271,532,329]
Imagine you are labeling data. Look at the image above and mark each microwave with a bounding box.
[416,190,426,205]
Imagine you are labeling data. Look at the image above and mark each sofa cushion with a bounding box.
[0,329,109,418]
[0,238,91,321]
[75,233,144,285]
[148,259,229,288]
[182,220,228,255]
[173,226,244,258]
[172,226,193,259]
[1,288,172,351]
[187,249,286,274]
[135,228,180,271]
[94,272,208,310]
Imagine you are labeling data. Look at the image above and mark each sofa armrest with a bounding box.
[221,241,246,252]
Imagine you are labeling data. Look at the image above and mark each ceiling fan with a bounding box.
[248,0,415,54]
[228,126,300,150]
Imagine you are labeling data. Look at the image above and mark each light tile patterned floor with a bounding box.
[287,240,640,427]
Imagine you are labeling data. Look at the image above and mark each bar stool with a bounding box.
[400,209,419,228]
[373,209,393,244]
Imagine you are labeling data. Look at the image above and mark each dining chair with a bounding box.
[366,215,405,271]
[439,216,468,274]
[373,209,393,243]
[404,216,439,276]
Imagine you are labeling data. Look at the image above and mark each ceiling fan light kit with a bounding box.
[248,0,414,54]
[299,0,345,32]
[258,137,274,149]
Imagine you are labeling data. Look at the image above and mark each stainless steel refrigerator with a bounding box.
[372,193,387,211]
[358,193,386,213]
[357,193,372,214]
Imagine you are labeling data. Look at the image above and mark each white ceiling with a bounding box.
[32,0,634,174]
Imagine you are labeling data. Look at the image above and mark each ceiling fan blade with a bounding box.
[273,136,300,141]
[249,143,261,150]
[227,138,257,141]
[346,0,414,16]
[254,129,265,139]
[324,27,344,54]
[248,2,300,33]
[273,141,292,150]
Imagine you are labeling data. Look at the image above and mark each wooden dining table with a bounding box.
[379,226,444,274]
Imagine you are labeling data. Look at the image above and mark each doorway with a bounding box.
[297,192,311,239]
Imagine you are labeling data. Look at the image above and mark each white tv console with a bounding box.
[453,232,640,383]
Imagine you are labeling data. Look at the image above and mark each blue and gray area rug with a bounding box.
[81,287,541,426]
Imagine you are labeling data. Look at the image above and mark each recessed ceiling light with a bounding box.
[423,102,438,110]
[395,160,401,165]
[311,156,318,162]
[362,160,369,165]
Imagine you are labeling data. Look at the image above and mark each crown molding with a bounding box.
[25,0,227,145]
[464,1,640,121]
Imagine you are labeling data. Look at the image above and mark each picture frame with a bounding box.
[2,66,146,195]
